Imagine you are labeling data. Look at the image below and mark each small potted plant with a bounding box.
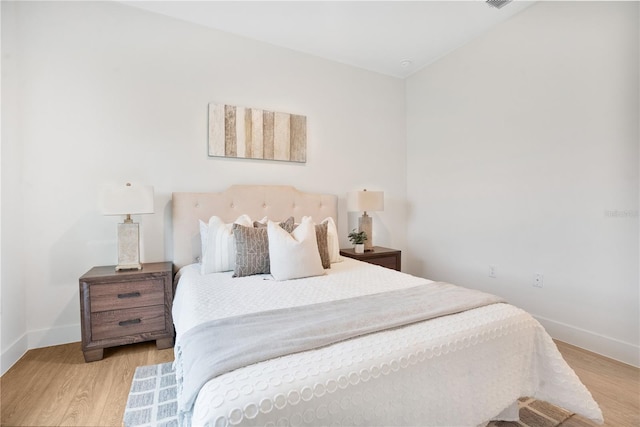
[348,229,368,254]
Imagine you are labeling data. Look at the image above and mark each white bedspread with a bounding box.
[173,259,603,427]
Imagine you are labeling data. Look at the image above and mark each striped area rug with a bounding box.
[123,362,594,427]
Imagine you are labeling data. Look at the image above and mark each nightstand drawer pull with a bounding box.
[118,318,142,327]
[117,292,141,299]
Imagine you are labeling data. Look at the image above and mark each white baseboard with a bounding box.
[1,333,28,376]
[1,324,80,376]
[534,314,640,367]
[27,323,80,349]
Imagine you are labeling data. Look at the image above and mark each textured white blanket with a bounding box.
[173,261,603,426]
[176,282,505,421]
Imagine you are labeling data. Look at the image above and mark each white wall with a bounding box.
[406,1,639,366]
[1,1,28,375]
[0,1,406,373]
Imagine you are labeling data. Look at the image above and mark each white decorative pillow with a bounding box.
[267,217,325,281]
[199,214,252,274]
[321,217,342,263]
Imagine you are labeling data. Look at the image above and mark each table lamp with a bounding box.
[347,189,384,251]
[102,182,154,271]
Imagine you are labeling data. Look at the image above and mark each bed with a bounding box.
[171,185,603,427]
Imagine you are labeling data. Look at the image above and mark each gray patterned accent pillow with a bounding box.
[281,217,295,233]
[315,222,330,269]
[253,216,295,233]
[233,224,270,277]
[233,218,297,277]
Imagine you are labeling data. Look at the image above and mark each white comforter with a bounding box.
[173,259,603,427]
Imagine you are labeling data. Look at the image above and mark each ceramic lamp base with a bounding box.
[116,221,142,271]
[358,213,373,251]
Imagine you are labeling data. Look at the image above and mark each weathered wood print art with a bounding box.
[208,104,307,163]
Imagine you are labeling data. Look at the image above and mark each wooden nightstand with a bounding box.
[79,262,174,362]
[340,246,401,271]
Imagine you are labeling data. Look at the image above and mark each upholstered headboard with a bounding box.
[172,185,338,270]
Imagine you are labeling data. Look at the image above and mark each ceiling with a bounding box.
[122,1,535,78]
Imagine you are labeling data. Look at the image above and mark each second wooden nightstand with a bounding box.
[79,262,174,362]
[340,246,401,271]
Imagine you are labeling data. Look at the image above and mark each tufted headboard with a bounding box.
[172,185,338,270]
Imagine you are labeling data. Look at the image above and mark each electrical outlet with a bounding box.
[489,265,496,278]
[534,273,544,288]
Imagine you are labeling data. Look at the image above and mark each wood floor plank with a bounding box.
[58,345,109,426]
[94,352,131,426]
[28,365,82,425]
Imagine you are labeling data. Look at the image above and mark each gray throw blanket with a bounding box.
[176,281,505,419]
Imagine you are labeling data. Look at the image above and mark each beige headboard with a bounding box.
[172,185,338,270]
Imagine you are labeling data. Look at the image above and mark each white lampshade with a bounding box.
[347,190,384,213]
[102,182,154,271]
[348,189,384,252]
[102,183,154,216]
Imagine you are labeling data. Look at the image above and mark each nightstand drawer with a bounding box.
[91,305,166,341]
[89,279,165,312]
[366,256,398,270]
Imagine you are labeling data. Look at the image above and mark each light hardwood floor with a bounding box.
[0,340,638,426]
[554,341,639,427]
[1,341,173,427]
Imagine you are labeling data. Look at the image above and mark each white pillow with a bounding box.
[321,217,342,263]
[199,214,252,274]
[267,217,325,281]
